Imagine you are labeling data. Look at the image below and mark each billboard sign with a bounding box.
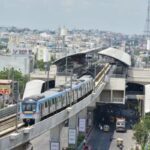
[0,85,11,94]
[50,142,59,150]
[68,129,76,144]
[79,118,86,132]
[145,85,150,113]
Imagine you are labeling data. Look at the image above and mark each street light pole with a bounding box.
[70,69,73,106]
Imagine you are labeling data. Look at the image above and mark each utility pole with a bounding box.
[15,81,19,132]
[60,27,68,85]
[43,48,49,90]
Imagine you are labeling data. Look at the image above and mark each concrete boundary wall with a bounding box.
[0,82,106,150]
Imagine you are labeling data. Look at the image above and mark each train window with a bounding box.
[49,99,51,105]
[76,89,78,97]
[88,83,90,89]
[79,87,82,91]
[58,96,61,102]
[58,97,60,103]
[56,97,59,104]
[40,104,44,111]
[60,95,62,101]
[22,103,36,112]
[45,102,48,108]
[65,93,68,103]
[52,99,54,104]
[54,98,57,104]
[64,94,67,103]
[62,96,64,104]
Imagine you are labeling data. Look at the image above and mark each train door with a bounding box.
[51,98,55,112]
[78,86,82,98]
[45,101,49,115]
[40,103,44,118]
[57,96,61,110]
[69,90,72,104]
[62,94,65,107]
[85,83,87,94]
[90,80,93,91]
[60,95,63,107]
[54,98,57,111]
[66,92,69,105]
[88,81,91,91]
[48,99,51,114]
[73,89,77,102]
[49,99,53,113]
[82,84,85,96]
[87,82,90,92]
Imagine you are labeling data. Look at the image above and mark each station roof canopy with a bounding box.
[98,47,131,66]
[53,47,102,64]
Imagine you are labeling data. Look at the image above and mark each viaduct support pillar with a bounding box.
[49,124,63,150]
[68,115,78,149]
[78,108,87,135]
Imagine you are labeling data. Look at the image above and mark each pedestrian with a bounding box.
[100,125,103,131]
[83,138,86,145]
[83,144,89,150]
[84,145,89,150]
[99,124,103,131]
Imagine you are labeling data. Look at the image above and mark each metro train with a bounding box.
[20,75,94,125]
[23,79,55,99]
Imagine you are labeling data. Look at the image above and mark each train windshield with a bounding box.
[22,102,36,112]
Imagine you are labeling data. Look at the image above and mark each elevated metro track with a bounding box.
[0,115,24,137]
[0,64,111,150]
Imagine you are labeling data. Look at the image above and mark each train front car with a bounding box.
[20,96,42,125]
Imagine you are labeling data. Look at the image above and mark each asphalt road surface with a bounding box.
[87,127,136,150]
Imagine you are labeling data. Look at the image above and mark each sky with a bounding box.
[0,0,148,34]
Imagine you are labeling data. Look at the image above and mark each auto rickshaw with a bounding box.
[103,125,110,132]
[116,138,123,147]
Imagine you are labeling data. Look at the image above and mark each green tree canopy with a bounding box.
[0,68,29,98]
[133,113,150,147]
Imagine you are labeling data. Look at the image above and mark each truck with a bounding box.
[116,118,126,132]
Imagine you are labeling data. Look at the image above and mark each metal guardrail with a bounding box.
[0,105,17,119]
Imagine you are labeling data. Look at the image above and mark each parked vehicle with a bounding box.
[116,118,126,132]
[103,125,110,132]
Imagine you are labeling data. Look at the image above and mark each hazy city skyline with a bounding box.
[0,0,148,34]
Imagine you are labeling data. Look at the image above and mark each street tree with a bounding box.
[0,68,29,97]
